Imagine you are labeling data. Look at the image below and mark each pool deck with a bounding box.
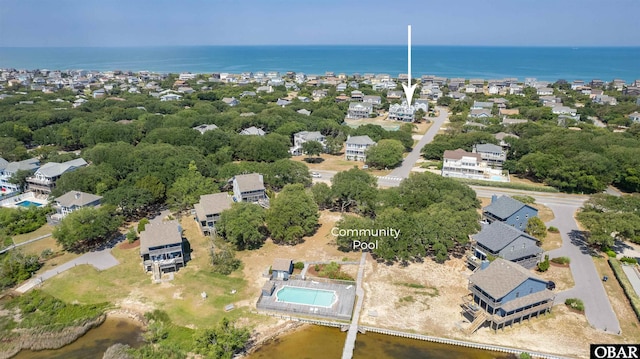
[257,278,356,321]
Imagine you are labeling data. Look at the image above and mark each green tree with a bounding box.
[209,236,241,274]
[137,218,150,233]
[192,317,250,359]
[266,183,319,245]
[126,227,138,243]
[525,217,547,239]
[217,202,266,250]
[309,182,333,210]
[0,251,42,290]
[52,206,123,251]
[365,139,405,169]
[302,140,324,161]
[333,215,375,251]
[331,168,377,214]
[135,175,166,203]
[8,169,32,192]
[103,186,155,219]
[166,161,217,210]
[537,255,550,272]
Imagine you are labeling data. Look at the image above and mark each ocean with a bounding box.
[0,46,638,82]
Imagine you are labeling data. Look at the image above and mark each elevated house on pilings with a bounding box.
[462,258,555,334]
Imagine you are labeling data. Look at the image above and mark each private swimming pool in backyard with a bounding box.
[15,200,43,207]
[276,286,337,307]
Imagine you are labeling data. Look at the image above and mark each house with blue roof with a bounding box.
[468,221,542,270]
[483,195,538,230]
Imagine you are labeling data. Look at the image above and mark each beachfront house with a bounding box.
[345,135,376,162]
[346,102,373,119]
[388,101,428,122]
[232,173,268,205]
[462,258,555,333]
[0,157,40,195]
[194,193,234,235]
[483,195,538,230]
[26,158,88,196]
[289,131,326,156]
[51,190,102,222]
[472,143,506,168]
[140,220,185,274]
[271,258,293,280]
[468,221,542,270]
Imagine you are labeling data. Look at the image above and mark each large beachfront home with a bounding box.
[388,101,428,122]
[462,258,555,333]
[472,143,506,168]
[0,157,40,195]
[271,258,293,280]
[441,149,485,180]
[194,193,233,235]
[483,195,538,230]
[290,131,326,156]
[232,173,268,205]
[26,158,88,196]
[468,221,542,270]
[345,135,376,162]
[140,220,185,274]
[51,190,102,222]
[346,102,373,119]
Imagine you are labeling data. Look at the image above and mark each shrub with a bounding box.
[547,226,559,233]
[294,261,304,270]
[40,248,54,259]
[519,353,532,359]
[512,195,535,204]
[126,228,137,243]
[606,250,617,258]
[550,256,571,265]
[609,258,640,322]
[621,257,638,265]
[537,254,550,272]
[565,298,585,312]
[137,218,150,233]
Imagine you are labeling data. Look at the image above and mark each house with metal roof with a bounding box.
[51,190,102,221]
[194,193,234,235]
[140,220,185,275]
[462,258,555,333]
[231,173,268,206]
[468,221,542,270]
[26,158,87,195]
[290,131,326,156]
[483,195,538,230]
[345,135,376,162]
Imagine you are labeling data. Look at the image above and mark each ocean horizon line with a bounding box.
[2,44,640,49]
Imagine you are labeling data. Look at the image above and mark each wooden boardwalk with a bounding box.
[341,252,366,359]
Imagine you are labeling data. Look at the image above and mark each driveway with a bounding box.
[15,243,121,293]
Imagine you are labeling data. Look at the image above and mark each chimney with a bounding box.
[75,192,81,200]
[491,194,498,203]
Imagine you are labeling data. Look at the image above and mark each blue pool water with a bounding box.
[16,200,42,207]
[276,286,336,307]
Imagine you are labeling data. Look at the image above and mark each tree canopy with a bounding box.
[266,183,319,245]
[52,206,123,251]
[217,202,267,250]
[577,194,640,247]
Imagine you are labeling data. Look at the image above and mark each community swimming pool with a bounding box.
[276,286,337,307]
[16,200,43,207]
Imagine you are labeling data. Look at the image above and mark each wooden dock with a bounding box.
[341,252,366,359]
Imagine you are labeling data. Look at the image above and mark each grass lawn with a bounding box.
[41,215,255,330]
[12,224,54,244]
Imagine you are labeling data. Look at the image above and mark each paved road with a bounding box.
[15,243,121,293]
[341,252,367,359]
[389,106,449,179]
[621,265,640,298]
[0,233,51,255]
[473,187,620,333]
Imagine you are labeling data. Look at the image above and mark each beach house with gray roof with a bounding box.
[469,221,542,270]
[346,102,373,119]
[462,258,555,333]
[193,124,218,134]
[0,157,40,195]
[290,131,326,156]
[51,190,102,221]
[140,220,185,274]
[345,135,376,162]
[26,158,87,195]
[271,258,293,280]
[232,173,267,205]
[472,143,506,168]
[240,126,266,136]
[483,195,538,230]
[194,193,234,235]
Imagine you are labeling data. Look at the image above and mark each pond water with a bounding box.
[249,325,508,359]
[13,317,144,359]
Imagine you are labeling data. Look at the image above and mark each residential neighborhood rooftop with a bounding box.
[55,190,102,208]
[483,195,531,220]
[139,220,183,255]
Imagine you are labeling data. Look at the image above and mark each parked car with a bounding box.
[311,172,321,178]
[546,281,556,290]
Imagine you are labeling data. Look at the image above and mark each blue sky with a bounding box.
[1,0,639,47]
